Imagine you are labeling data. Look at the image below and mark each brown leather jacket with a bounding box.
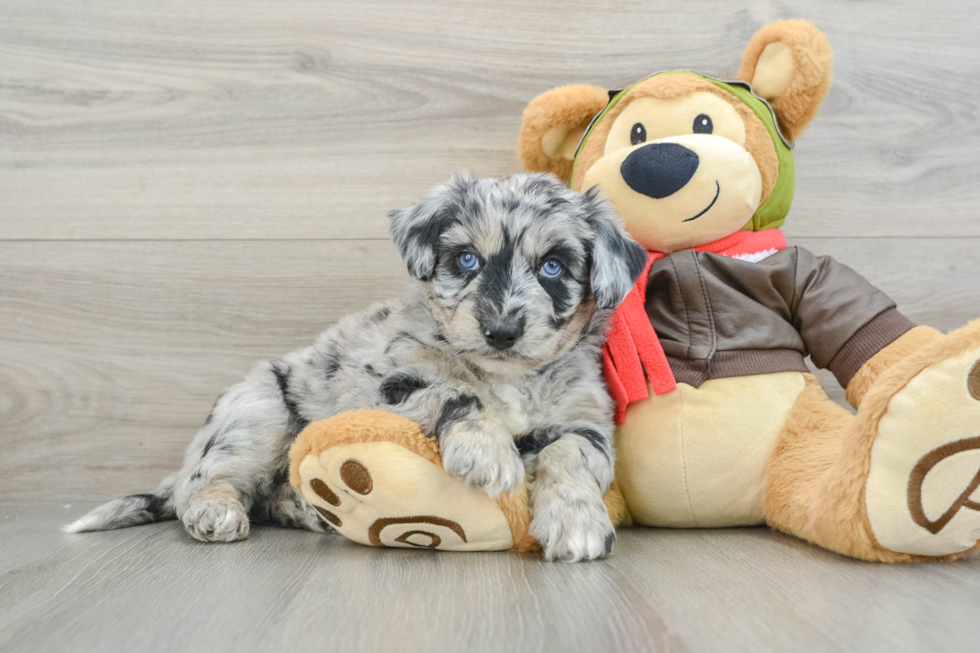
[645,246,915,388]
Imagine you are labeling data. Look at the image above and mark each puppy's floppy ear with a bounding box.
[389,171,476,281]
[737,20,833,142]
[580,188,649,310]
[518,85,609,184]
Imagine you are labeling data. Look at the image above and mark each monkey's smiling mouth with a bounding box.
[682,181,721,222]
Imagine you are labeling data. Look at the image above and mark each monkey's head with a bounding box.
[518,20,833,253]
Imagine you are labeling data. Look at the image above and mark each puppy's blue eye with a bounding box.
[458,252,480,271]
[540,259,564,279]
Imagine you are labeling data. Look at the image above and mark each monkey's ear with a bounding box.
[737,20,833,142]
[518,85,609,183]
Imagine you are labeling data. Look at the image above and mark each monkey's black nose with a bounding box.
[484,320,523,350]
[620,142,700,199]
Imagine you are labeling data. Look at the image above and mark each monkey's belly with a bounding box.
[615,372,807,528]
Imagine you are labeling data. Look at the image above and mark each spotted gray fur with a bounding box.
[65,172,647,562]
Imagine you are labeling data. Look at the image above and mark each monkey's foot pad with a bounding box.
[865,321,980,557]
[289,409,536,552]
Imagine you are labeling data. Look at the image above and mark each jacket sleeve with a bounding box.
[787,247,916,387]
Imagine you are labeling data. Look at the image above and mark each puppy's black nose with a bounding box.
[484,320,523,350]
[620,142,699,199]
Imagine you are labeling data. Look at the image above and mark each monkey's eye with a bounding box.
[630,123,647,145]
[693,114,713,134]
[540,259,564,279]
[457,252,481,271]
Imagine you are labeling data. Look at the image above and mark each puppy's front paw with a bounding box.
[181,496,250,542]
[441,424,524,497]
[530,495,615,562]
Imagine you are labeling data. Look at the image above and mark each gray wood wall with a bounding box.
[2,0,978,502]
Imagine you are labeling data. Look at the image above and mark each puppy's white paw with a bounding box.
[531,496,615,562]
[441,424,524,497]
[181,497,250,542]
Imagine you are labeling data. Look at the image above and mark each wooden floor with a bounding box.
[3,0,980,651]
[2,503,979,653]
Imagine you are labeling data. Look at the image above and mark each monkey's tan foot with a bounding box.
[289,410,536,552]
[864,320,980,557]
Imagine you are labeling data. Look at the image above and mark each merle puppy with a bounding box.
[67,172,647,561]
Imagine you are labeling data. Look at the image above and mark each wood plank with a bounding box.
[2,503,980,653]
[608,525,980,652]
[0,239,408,501]
[2,0,980,240]
[0,239,406,353]
[1,237,977,501]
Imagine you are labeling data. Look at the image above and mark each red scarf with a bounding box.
[603,229,788,424]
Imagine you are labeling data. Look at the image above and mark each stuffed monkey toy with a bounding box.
[517,19,980,562]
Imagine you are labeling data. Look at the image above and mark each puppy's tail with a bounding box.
[63,484,176,533]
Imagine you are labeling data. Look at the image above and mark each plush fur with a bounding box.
[736,20,834,142]
[288,409,539,552]
[767,321,980,562]
[518,62,800,252]
[518,84,609,183]
[844,325,942,408]
[66,172,648,562]
[571,75,779,202]
[764,374,871,558]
